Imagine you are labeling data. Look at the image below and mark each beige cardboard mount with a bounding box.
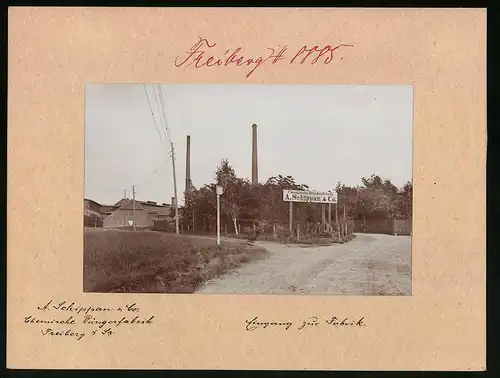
[7,7,486,371]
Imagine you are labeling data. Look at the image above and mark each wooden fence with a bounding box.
[354,218,412,235]
[84,215,103,228]
[393,219,412,235]
[154,217,355,243]
[153,219,175,232]
[155,217,411,237]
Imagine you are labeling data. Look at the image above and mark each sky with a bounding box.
[84,84,413,206]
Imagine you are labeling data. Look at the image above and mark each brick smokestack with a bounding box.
[252,124,258,185]
[185,134,191,195]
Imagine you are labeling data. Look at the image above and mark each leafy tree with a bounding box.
[336,175,409,220]
[215,159,253,234]
[177,164,412,236]
[361,174,384,189]
[394,181,413,219]
[256,175,309,225]
[265,175,309,190]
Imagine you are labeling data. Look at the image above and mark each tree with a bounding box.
[336,175,402,220]
[394,181,412,219]
[336,182,361,218]
[215,159,248,234]
[177,162,411,235]
[361,174,384,190]
[256,174,310,226]
[266,175,309,190]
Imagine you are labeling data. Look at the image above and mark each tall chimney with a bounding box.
[185,134,191,195]
[252,124,258,185]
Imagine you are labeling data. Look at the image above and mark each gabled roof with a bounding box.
[137,200,169,208]
[84,198,102,207]
[116,199,144,211]
[101,205,119,211]
[114,198,170,208]
[103,198,172,220]
[114,198,129,207]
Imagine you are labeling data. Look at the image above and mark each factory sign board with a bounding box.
[283,190,337,204]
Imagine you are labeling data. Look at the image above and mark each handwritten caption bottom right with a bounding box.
[245,316,366,331]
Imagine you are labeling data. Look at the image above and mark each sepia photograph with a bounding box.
[84,84,413,295]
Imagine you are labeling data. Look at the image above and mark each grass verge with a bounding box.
[83,229,268,293]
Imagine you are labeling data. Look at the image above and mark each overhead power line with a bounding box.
[152,84,170,145]
[143,84,170,154]
[148,156,170,179]
[138,158,173,193]
[134,155,170,189]
[157,84,172,143]
[143,83,179,234]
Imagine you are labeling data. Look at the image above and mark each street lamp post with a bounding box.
[216,186,224,246]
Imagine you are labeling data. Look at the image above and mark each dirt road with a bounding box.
[197,234,411,295]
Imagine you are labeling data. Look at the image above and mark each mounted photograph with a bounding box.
[83,84,413,295]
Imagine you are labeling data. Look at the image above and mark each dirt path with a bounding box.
[197,234,412,295]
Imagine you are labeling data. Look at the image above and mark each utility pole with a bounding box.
[185,135,191,195]
[328,202,332,230]
[124,189,127,199]
[216,186,223,246]
[132,185,136,231]
[185,135,194,233]
[171,142,180,235]
[251,124,259,185]
[335,202,339,232]
[343,203,347,237]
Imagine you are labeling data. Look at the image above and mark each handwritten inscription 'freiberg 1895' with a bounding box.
[174,37,354,78]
